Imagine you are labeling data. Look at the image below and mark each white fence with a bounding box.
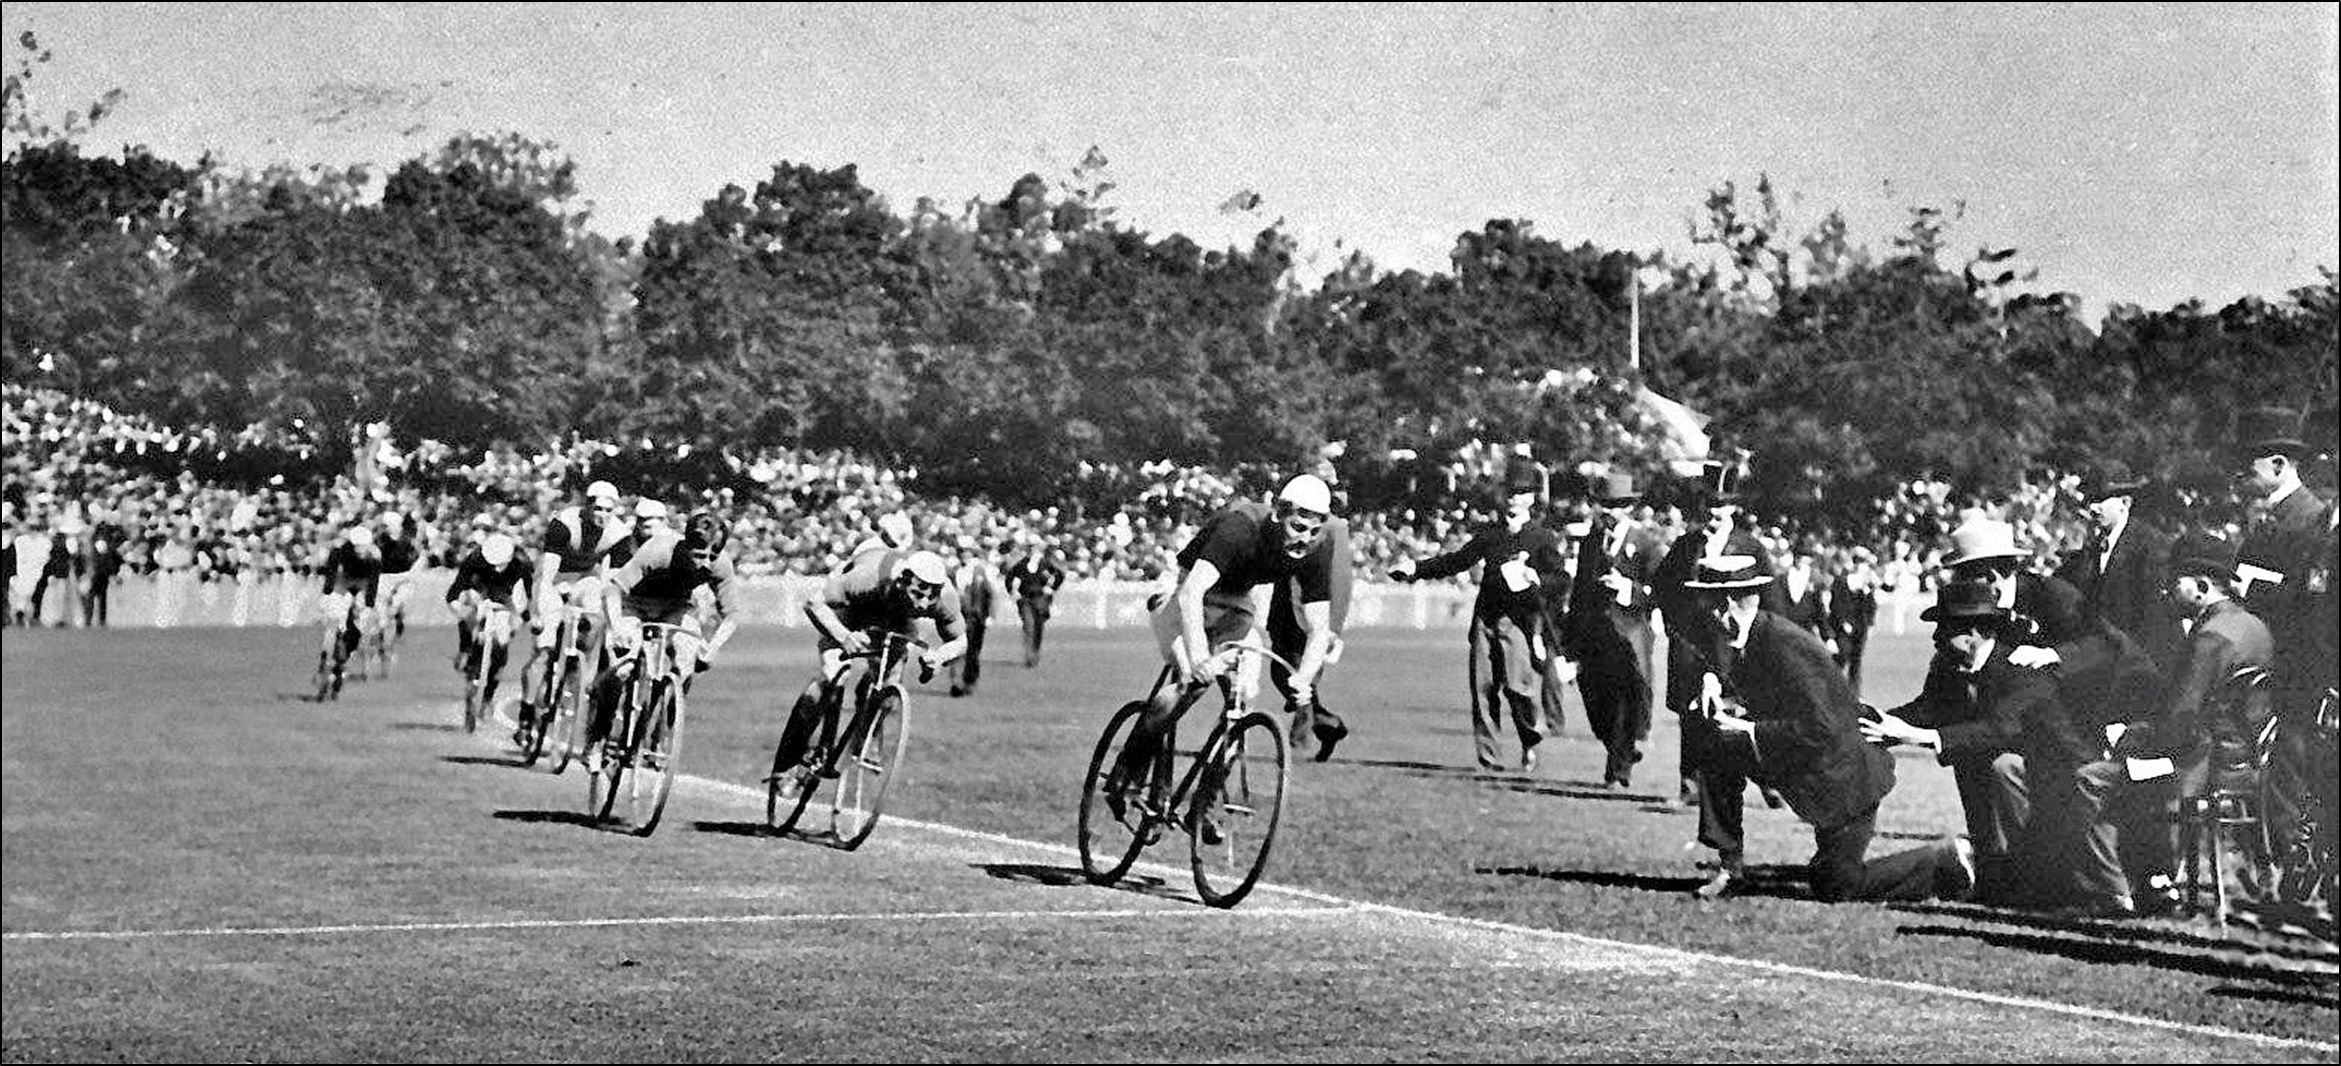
[26,571,1939,636]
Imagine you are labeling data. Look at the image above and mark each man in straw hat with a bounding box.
[1681,554,1974,902]
[1564,468,1663,789]
[1392,462,1569,774]
[1651,457,1782,808]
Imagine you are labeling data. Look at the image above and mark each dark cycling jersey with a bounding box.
[378,531,420,575]
[1175,500,1335,606]
[318,543,384,605]
[607,531,740,623]
[541,506,631,578]
[822,549,966,646]
[446,549,533,608]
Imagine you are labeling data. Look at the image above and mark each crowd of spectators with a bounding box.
[5,384,2142,623]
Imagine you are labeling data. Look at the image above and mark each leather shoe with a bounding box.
[1693,868,1743,900]
[1312,718,1349,763]
[1519,745,1540,774]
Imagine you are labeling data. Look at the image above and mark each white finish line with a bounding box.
[672,772,2341,1056]
[2,905,1355,943]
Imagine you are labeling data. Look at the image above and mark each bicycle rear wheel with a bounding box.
[1189,710,1290,908]
[1077,699,1158,885]
[461,644,487,734]
[590,691,634,824]
[518,650,559,766]
[769,690,827,835]
[550,646,592,775]
[831,689,908,850]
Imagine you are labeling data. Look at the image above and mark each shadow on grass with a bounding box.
[1899,923,2340,990]
[440,753,528,769]
[1334,755,1673,804]
[1891,901,2340,961]
[1478,862,1816,901]
[978,861,1190,903]
[2206,983,2341,1008]
[693,820,777,840]
[490,808,620,832]
[389,721,463,733]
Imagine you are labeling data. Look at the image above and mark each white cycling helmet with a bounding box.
[634,498,669,520]
[379,511,405,532]
[346,526,376,549]
[481,533,516,568]
[585,480,621,504]
[1276,473,1333,516]
[876,511,915,548]
[901,549,949,588]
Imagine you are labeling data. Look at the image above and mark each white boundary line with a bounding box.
[669,772,2339,1055]
[3,905,1355,942]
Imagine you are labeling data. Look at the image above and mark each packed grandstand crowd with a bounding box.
[0,380,2222,618]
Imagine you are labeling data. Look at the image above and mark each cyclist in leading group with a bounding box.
[314,522,385,689]
[445,531,532,709]
[583,510,742,772]
[514,479,633,745]
[770,547,968,798]
[1112,473,1342,813]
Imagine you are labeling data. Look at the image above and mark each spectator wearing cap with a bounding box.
[1564,469,1664,788]
[2231,405,2329,865]
[2056,460,2178,680]
[83,515,124,627]
[1652,459,1784,807]
[1684,554,1974,902]
[1392,463,1570,774]
[2071,532,2276,914]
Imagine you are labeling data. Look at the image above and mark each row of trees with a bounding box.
[5,36,2335,520]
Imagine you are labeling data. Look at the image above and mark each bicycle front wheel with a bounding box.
[550,647,591,775]
[831,689,908,850]
[626,681,684,838]
[462,647,487,735]
[1190,710,1290,909]
[1077,699,1157,886]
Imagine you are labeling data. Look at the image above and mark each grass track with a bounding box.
[3,624,2334,1062]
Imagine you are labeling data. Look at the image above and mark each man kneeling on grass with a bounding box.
[1684,555,1977,903]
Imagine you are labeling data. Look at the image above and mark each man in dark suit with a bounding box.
[1684,555,1973,902]
[1652,459,1783,807]
[1776,545,1839,654]
[84,517,126,628]
[1004,543,1067,668]
[1392,465,1570,774]
[2056,461,2178,679]
[949,539,1006,697]
[2231,405,2330,875]
[1864,579,2103,908]
[1565,470,1662,788]
[1834,548,1882,699]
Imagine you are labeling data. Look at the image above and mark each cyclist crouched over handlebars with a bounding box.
[771,549,968,798]
[445,532,531,704]
[1114,475,1342,822]
[582,512,742,772]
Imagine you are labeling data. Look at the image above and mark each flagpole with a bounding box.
[1628,263,1642,373]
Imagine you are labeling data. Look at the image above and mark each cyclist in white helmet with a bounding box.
[446,531,531,706]
[769,548,968,796]
[515,479,632,741]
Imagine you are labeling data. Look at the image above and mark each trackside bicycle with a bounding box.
[1078,636,1293,908]
[587,621,698,837]
[766,630,923,849]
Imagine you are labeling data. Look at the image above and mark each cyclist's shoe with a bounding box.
[579,742,605,776]
[1190,806,1226,847]
[1312,717,1350,763]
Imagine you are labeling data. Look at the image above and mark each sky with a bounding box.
[9,2,2338,322]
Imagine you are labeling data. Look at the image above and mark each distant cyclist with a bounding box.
[1113,474,1340,808]
[770,548,968,797]
[583,511,741,771]
[375,511,421,646]
[515,480,632,741]
[445,532,531,707]
[314,524,385,689]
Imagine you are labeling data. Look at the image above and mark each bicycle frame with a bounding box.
[812,631,922,766]
[1131,637,1299,826]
